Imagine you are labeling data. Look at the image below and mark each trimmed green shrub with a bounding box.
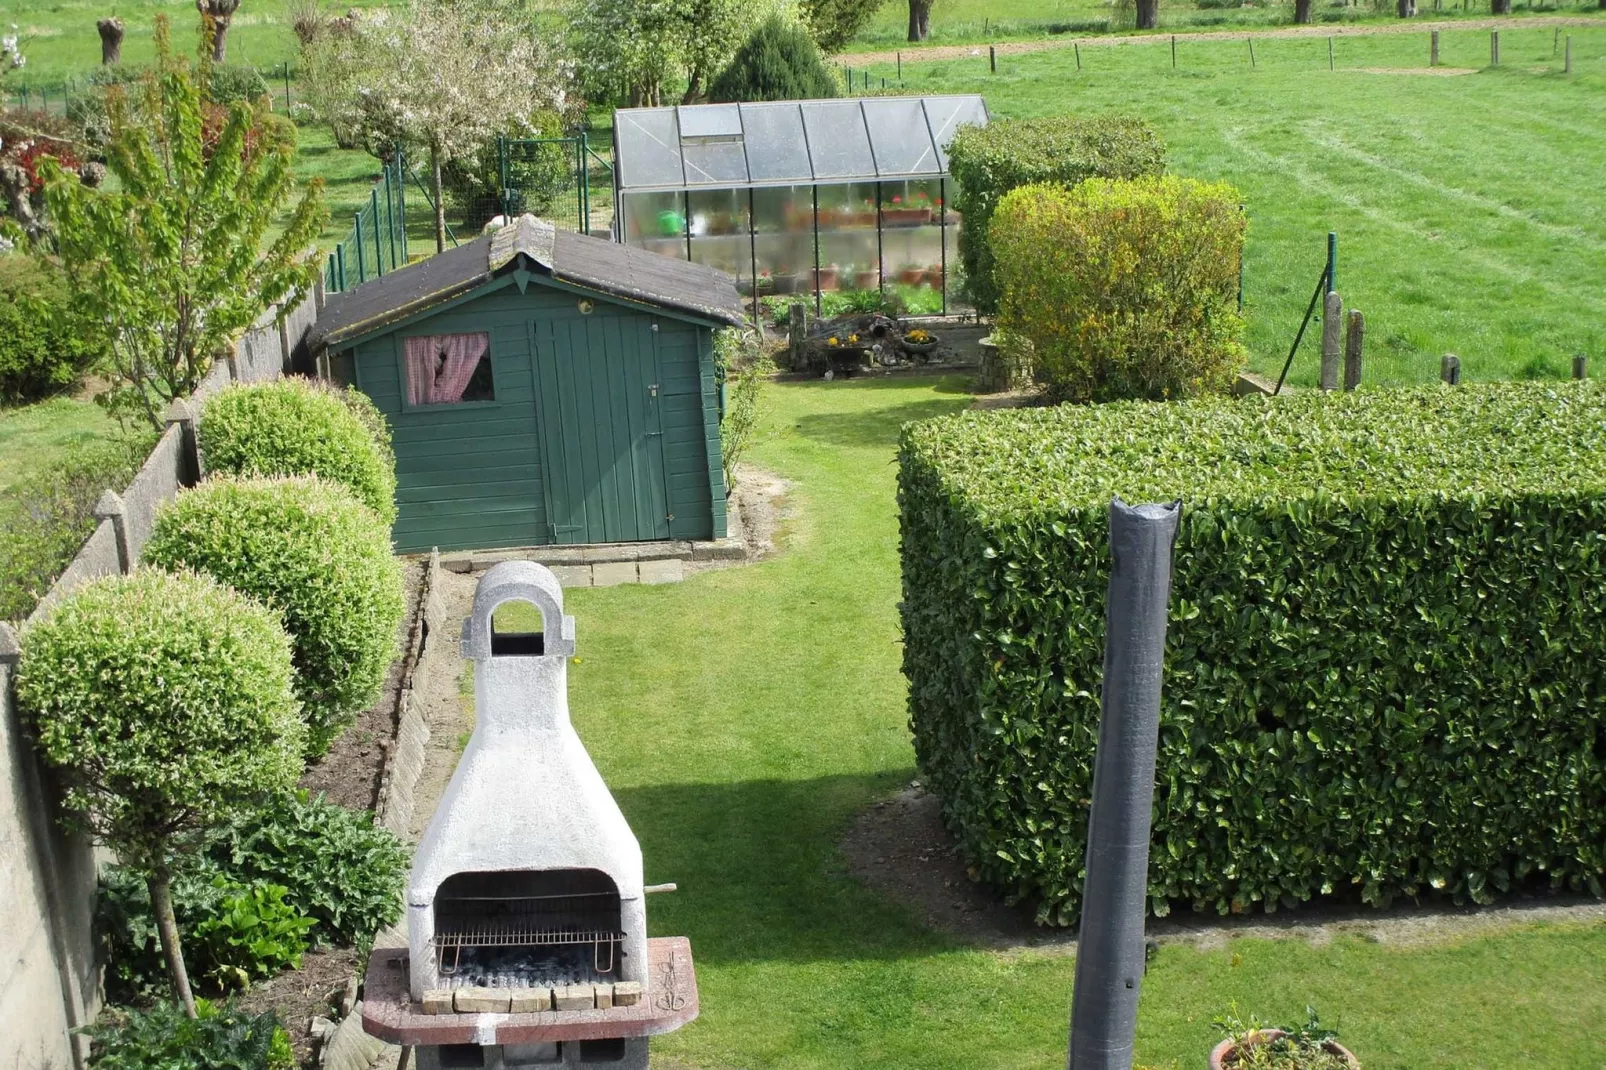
[708,15,841,104]
[991,176,1246,403]
[199,378,398,524]
[898,382,1606,926]
[947,115,1166,315]
[0,255,104,404]
[191,881,316,989]
[0,429,155,621]
[144,476,404,754]
[16,569,305,869]
[204,791,408,945]
[86,999,293,1070]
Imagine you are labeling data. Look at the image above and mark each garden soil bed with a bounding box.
[235,557,425,1067]
[843,786,1606,954]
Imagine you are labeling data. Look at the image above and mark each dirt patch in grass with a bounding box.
[299,558,424,810]
[233,946,357,1067]
[844,786,1606,955]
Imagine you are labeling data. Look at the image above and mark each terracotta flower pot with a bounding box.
[854,270,879,290]
[814,267,839,291]
[1210,1030,1360,1070]
[924,267,945,289]
[897,267,925,286]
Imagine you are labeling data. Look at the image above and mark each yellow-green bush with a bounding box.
[199,379,397,525]
[143,476,404,755]
[946,115,1167,315]
[991,176,1246,403]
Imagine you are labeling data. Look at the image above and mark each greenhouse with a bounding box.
[611,95,990,318]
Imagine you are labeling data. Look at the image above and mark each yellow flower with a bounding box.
[848,333,859,343]
[828,336,839,345]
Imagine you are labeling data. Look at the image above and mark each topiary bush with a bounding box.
[86,999,293,1070]
[946,115,1166,315]
[898,382,1606,927]
[199,378,398,525]
[708,14,841,103]
[0,254,104,404]
[990,176,1246,403]
[143,476,404,755]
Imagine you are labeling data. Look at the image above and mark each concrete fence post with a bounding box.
[167,398,202,485]
[1344,309,1365,391]
[0,620,17,668]
[1441,353,1461,385]
[92,491,132,574]
[1068,498,1181,1070]
[1573,354,1588,380]
[1320,291,1343,391]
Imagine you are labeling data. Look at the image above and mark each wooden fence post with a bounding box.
[1431,30,1439,66]
[1320,291,1343,391]
[1491,31,1499,66]
[1440,353,1461,385]
[788,301,808,370]
[1574,354,1588,380]
[1344,309,1364,390]
[990,45,997,73]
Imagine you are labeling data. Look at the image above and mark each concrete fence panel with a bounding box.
[118,424,186,563]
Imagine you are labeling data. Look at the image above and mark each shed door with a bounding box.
[533,313,672,544]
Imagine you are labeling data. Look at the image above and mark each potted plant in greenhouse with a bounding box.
[853,263,879,290]
[853,198,877,227]
[755,270,775,295]
[1210,1007,1359,1070]
[924,263,945,289]
[772,265,798,294]
[881,194,932,226]
[897,262,925,285]
[815,262,841,290]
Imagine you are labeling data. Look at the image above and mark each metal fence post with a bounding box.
[336,244,347,291]
[499,136,510,219]
[353,211,366,283]
[371,189,383,276]
[396,148,407,262]
[1067,498,1181,1070]
[1326,231,1337,297]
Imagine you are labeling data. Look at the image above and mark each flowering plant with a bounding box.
[905,329,934,344]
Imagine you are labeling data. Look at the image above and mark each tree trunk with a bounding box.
[1136,0,1159,29]
[1490,0,1510,12]
[97,17,124,64]
[683,69,704,105]
[196,0,240,63]
[148,869,197,1018]
[1294,0,1313,22]
[1397,0,1415,15]
[210,16,230,61]
[431,145,447,254]
[907,0,932,42]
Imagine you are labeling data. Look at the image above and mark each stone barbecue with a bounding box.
[363,561,697,1068]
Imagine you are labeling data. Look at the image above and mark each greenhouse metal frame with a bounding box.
[611,95,990,319]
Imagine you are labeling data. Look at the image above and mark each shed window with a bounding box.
[404,333,494,405]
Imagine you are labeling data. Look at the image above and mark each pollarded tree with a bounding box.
[197,0,242,62]
[40,16,325,429]
[341,0,574,251]
[907,0,933,41]
[16,569,305,1016]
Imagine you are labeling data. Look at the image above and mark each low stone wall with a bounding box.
[0,292,315,1070]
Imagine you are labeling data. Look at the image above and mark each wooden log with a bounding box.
[1320,291,1343,391]
[1344,309,1364,390]
[787,302,808,370]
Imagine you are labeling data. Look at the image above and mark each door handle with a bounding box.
[649,384,659,397]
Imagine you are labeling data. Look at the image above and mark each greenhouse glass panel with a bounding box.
[687,189,751,294]
[815,182,879,295]
[923,96,989,170]
[879,178,945,314]
[751,185,813,304]
[862,99,940,176]
[614,108,685,189]
[677,104,742,140]
[621,191,688,259]
[800,102,875,180]
[740,103,812,184]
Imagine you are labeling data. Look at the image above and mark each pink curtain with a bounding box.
[405,333,490,405]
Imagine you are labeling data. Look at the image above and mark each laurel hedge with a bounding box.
[898,382,1606,926]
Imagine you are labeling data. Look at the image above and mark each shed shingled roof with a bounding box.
[308,215,746,350]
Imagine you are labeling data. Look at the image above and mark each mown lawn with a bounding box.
[0,396,121,496]
[557,373,1606,1069]
[867,25,1606,385]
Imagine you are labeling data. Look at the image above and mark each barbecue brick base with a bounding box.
[361,938,699,1048]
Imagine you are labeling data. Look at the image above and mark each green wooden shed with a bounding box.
[307,215,746,553]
